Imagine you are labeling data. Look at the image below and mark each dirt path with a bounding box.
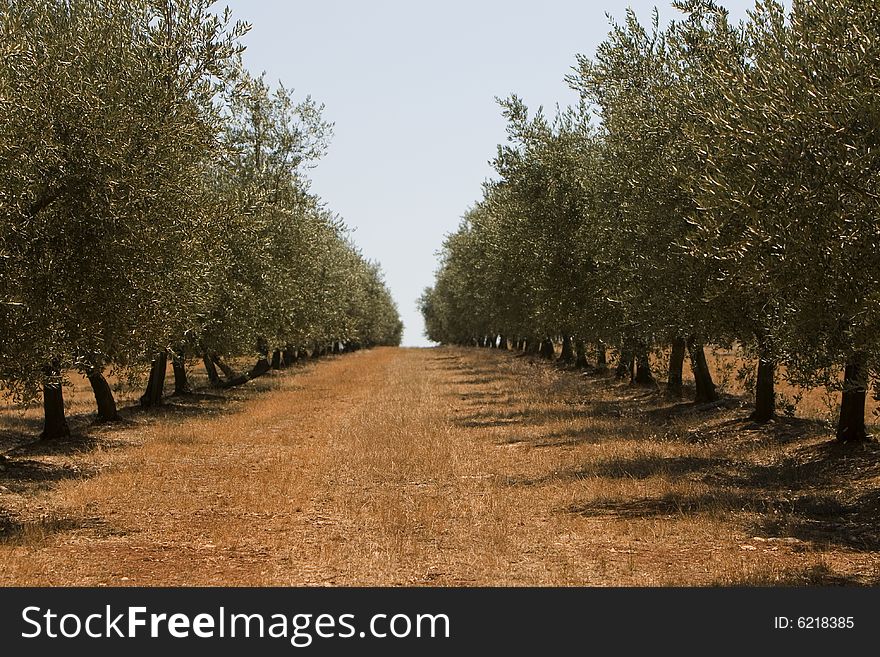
[1,347,879,585]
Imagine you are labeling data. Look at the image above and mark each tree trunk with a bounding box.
[574,339,589,369]
[271,349,282,369]
[212,354,237,379]
[172,351,191,395]
[526,337,540,355]
[596,341,607,369]
[687,337,717,403]
[498,335,507,350]
[836,353,869,442]
[751,356,776,423]
[539,337,555,360]
[559,335,575,363]
[140,351,167,407]
[87,366,119,422]
[616,351,633,379]
[41,362,70,440]
[220,373,250,388]
[667,337,686,397]
[250,356,271,379]
[220,355,273,389]
[282,347,295,367]
[203,354,221,386]
[634,350,655,385]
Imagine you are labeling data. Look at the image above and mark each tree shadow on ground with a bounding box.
[495,423,661,448]
[0,417,48,453]
[502,454,728,487]
[0,457,89,494]
[0,457,110,548]
[457,391,512,402]
[457,406,593,429]
[716,564,880,586]
[566,490,770,519]
[559,439,880,553]
[122,396,235,422]
[0,511,120,546]
[452,376,513,387]
[717,440,880,552]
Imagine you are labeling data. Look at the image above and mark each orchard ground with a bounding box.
[1,347,879,585]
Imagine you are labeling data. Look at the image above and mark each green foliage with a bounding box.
[0,0,401,406]
[421,0,880,435]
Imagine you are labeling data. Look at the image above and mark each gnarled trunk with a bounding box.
[219,355,273,389]
[250,356,271,379]
[616,351,633,379]
[574,339,589,369]
[667,337,686,397]
[687,337,717,404]
[203,354,221,386]
[271,349,282,369]
[559,335,575,363]
[282,347,295,367]
[596,341,607,369]
[634,350,655,385]
[87,366,119,422]
[140,351,167,407]
[41,362,70,440]
[539,337,555,360]
[751,357,776,423]
[837,352,869,442]
[172,351,191,395]
[498,335,507,350]
[212,354,237,379]
[526,337,540,355]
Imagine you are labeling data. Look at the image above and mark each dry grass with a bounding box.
[1,346,879,586]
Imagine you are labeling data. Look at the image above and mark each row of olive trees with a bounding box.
[421,0,880,443]
[0,0,402,439]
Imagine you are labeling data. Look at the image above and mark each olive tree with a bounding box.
[685,0,880,440]
[0,0,247,435]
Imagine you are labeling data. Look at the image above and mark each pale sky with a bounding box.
[220,1,759,346]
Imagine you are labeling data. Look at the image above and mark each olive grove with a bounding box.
[0,0,402,439]
[421,0,880,442]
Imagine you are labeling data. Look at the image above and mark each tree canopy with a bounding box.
[0,0,402,438]
[421,0,879,442]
